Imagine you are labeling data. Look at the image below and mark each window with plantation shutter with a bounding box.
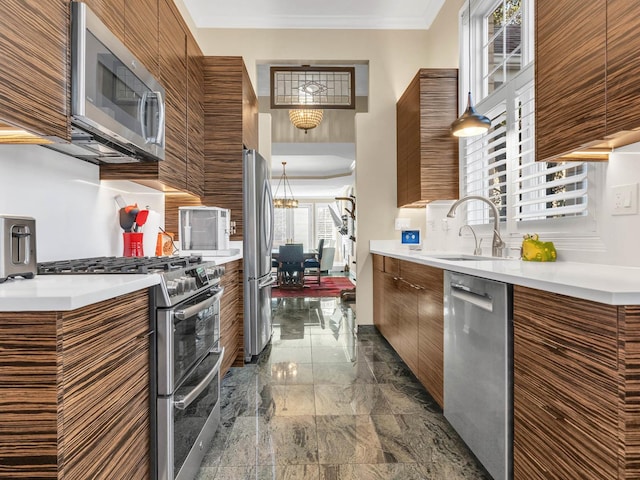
[463,106,508,225]
[460,0,593,235]
[513,82,588,222]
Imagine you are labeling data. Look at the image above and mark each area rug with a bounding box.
[272,276,355,298]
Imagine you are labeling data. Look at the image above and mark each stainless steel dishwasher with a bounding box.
[444,271,512,480]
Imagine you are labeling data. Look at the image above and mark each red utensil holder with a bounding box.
[123,232,144,257]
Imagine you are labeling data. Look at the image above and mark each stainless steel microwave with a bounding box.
[49,2,165,163]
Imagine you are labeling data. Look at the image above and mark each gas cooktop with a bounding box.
[37,255,204,275]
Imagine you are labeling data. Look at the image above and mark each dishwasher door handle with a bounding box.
[450,284,494,312]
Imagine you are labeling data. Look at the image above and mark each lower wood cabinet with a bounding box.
[372,255,444,407]
[219,259,244,376]
[0,290,151,479]
[513,285,631,480]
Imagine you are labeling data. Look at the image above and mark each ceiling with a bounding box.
[183,0,447,30]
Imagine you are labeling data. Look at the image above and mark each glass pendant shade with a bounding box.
[289,109,323,133]
[451,92,491,137]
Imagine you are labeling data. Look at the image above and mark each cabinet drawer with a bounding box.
[513,286,617,370]
[514,333,617,479]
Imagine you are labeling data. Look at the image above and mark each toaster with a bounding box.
[0,215,37,283]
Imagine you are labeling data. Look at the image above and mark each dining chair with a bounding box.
[304,239,324,285]
[277,244,305,289]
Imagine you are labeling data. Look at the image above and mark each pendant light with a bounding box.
[273,162,299,208]
[451,0,491,138]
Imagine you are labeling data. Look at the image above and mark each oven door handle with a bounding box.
[174,347,225,411]
[174,286,224,320]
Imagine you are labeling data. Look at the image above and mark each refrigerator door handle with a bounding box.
[258,276,276,289]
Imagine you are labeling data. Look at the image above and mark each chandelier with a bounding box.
[273,162,298,208]
[288,109,324,133]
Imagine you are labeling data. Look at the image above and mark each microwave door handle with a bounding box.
[153,90,165,146]
[174,286,224,320]
[139,91,150,142]
[174,348,225,410]
[139,91,165,146]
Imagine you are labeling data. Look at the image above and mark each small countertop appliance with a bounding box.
[0,215,37,283]
[178,206,238,256]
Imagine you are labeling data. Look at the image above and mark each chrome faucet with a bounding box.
[459,225,482,256]
[447,195,505,257]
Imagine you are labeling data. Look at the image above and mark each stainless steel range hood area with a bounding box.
[44,126,158,164]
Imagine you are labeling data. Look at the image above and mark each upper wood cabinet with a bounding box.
[101,0,205,198]
[536,0,640,162]
[186,33,205,198]
[158,0,188,190]
[124,0,159,78]
[535,0,607,162]
[0,0,69,140]
[83,0,125,42]
[604,0,640,137]
[203,56,259,240]
[396,69,459,208]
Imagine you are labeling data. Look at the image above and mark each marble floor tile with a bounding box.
[319,463,407,480]
[312,361,376,385]
[311,346,357,364]
[259,362,315,385]
[258,384,316,417]
[379,382,440,415]
[218,416,274,467]
[314,384,392,416]
[198,292,490,480]
[264,347,313,365]
[317,415,417,465]
[263,415,318,465]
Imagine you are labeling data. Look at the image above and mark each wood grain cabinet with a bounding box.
[0,290,151,479]
[396,69,459,208]
[513,285,640,479]
[203,57,259,241]
[536,0,640,162]
[219,259,244,376]
[0,0,69,140]
[100,0,205,198]
[83,0,125,41]
[372,256,444,407]
[124,0,159,78]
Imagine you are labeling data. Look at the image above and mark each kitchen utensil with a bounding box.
[134,209,149,232]
[119,205,139,232]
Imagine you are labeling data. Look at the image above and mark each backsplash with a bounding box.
[0,145,164,262]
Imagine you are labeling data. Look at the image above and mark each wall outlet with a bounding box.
[612,183,638,215]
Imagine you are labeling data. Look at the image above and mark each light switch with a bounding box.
[394,217,410,230]
[612,183,638,215]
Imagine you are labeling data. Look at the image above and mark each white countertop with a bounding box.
[0,274,161,312]
[370,241,640,305]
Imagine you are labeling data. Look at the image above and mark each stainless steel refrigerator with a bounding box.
[243,149,275,361]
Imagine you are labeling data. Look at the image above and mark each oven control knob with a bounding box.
[166,280,179,297]
[176,277,189,294]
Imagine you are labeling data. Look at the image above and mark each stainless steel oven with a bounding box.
[157,285,225,480]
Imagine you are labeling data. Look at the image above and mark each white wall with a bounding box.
[0,145,164,262]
